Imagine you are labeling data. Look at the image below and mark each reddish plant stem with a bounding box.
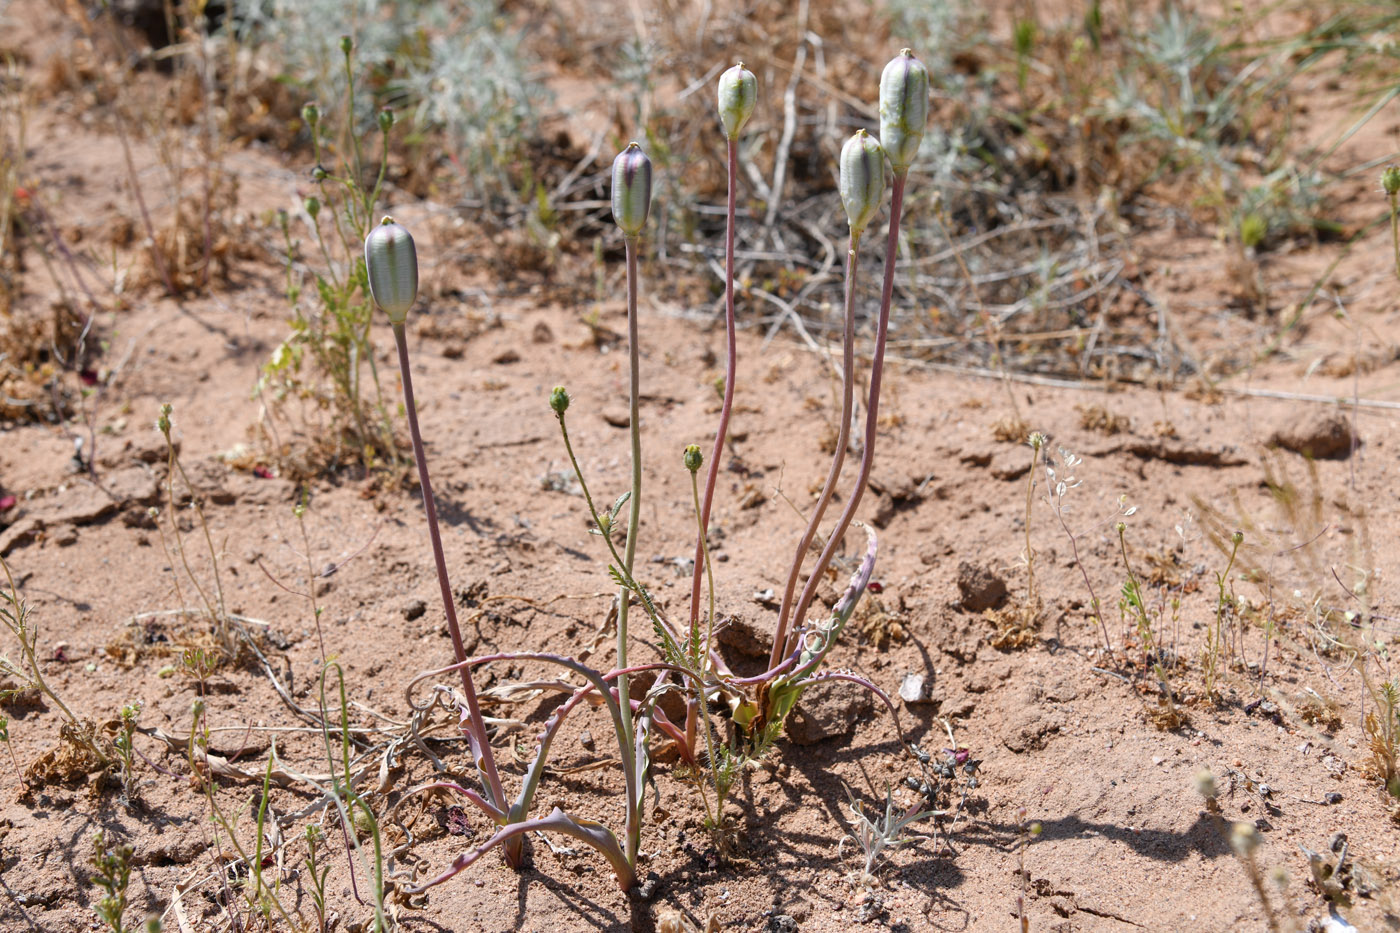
[787,172,907,648]
[684,138,740,750]
[768,238,860,672]
[391,323,509,821]
[689,138,740,632]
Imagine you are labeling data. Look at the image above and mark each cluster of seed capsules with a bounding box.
[364,50,930,317]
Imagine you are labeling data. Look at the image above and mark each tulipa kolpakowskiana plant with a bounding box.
[760,51,929,745]
[392,147,662,892]
[364,217,515,864]
[609,142,651,845]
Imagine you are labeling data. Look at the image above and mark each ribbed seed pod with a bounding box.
[839,130,886,236]
[879,49,930,173]
[683,444,703,473]
[364,217,418,323]
[611,143,653,238]
[717,63,757,140]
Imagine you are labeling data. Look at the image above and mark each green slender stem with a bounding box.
[690,471,717,662]
[770,236,860,671]
[686,467,719,754]
[390,323,509,824]
[1389,192,1399,279]
[618,235,642,861]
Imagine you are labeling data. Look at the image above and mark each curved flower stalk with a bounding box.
[609,143,652,823]
[784,52,927,658]
[364,217,514,862]
[685,63,757,754]
[768,128,886,673]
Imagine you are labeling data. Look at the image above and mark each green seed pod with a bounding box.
[339,35,353,56]
[378,108,395,135]
[364,217,418,324]
[683,444,703,473]
[549,386,571,415]
[1383,165,1400,196]
[301,102,320,129]
[305,196,321,220]
[880,49,930,173]
[839,129,886,236]
[611,142,653,238]
[717,63,757,140]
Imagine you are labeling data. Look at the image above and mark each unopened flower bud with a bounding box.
[1383,166,1400,196]
[305,196,321,219]
[156,403,172,435]
[879,49,929,172]
[378,109,394,135]
[1231,531,1244,546]
[364,217,418,324]
[301,103,320,129]
[611,143,652,238]
[312,165,328,182]
[684,444,703,473]
[839,129,886,236]
[549,386,570,415]
[717,63,757,140]
[339,35,353,56]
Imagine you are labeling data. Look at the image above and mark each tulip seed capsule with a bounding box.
[364,217,419,324]
[717,63,757,140]
[879,49,930,173]
[839,129,886,236]
[611,143,653,238]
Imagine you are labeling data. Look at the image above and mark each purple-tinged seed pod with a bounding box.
[839,129,886,236]
[364,217,418,324]
[717,63,757,140]
[879,49,930,173]
[611,143,653,238]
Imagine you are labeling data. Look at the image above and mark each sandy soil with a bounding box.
[2,3,1400,932]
